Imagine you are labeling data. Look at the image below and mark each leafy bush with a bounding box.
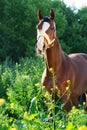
[0,57,87,130]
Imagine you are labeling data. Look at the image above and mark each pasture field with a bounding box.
[0,57,87,130]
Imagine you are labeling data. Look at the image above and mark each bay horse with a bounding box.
[36,9,87,112]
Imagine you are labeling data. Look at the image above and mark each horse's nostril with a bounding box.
[43,44,45,49]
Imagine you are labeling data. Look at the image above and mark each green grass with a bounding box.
[0,57,87,130]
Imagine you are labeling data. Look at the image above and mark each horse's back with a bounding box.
[69,53,87,66]
[69,53,87,60]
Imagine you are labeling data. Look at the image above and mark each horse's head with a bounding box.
[36,9,56,55]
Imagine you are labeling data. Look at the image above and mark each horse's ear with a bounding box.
[37,10,43,20]
[50,9,54,20]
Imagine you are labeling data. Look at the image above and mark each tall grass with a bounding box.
[0,57,87,130]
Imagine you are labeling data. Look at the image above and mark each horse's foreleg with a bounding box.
[63,95,79,112]
[61,95,72,112]
[71,96,78,108]
[64,98,72,112]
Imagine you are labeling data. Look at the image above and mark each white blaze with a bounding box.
[37,22,50,40]
[42,22,50,32]
[37,22,50,51]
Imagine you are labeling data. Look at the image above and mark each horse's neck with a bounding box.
[45,38,64,72]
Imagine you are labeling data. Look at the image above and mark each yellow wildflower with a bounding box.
[49,68,54,72]
[67,80,71,85]
[66,122,74,130]
[66,86,69,91]
[55,86,58,90]
[42,86,45,89]
[67,80,71,84]
[10,103,14,109]
[78,126,87,130]
[44,91,49,97]
[24,111,28,119]
[0,98,5,106]
[51,88,53,91]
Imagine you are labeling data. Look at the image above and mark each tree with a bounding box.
[0,0,30,61]
[0,0,86,61]
[0,0,68,61]
[62,6,87,53]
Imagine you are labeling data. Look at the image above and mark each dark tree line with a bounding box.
[0,0,87,61]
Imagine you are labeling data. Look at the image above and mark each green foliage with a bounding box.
[0,0,87,129]
[0,57,87,130]
[1,0,87,62]
[62,6,87,53]
[0,0,29,61]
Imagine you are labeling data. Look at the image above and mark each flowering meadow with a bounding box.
[0,57,87,130]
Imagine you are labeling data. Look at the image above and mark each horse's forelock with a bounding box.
[43,16,50,22]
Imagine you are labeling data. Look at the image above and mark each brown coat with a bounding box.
[36,9,87,111]
[41,38,87,111]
